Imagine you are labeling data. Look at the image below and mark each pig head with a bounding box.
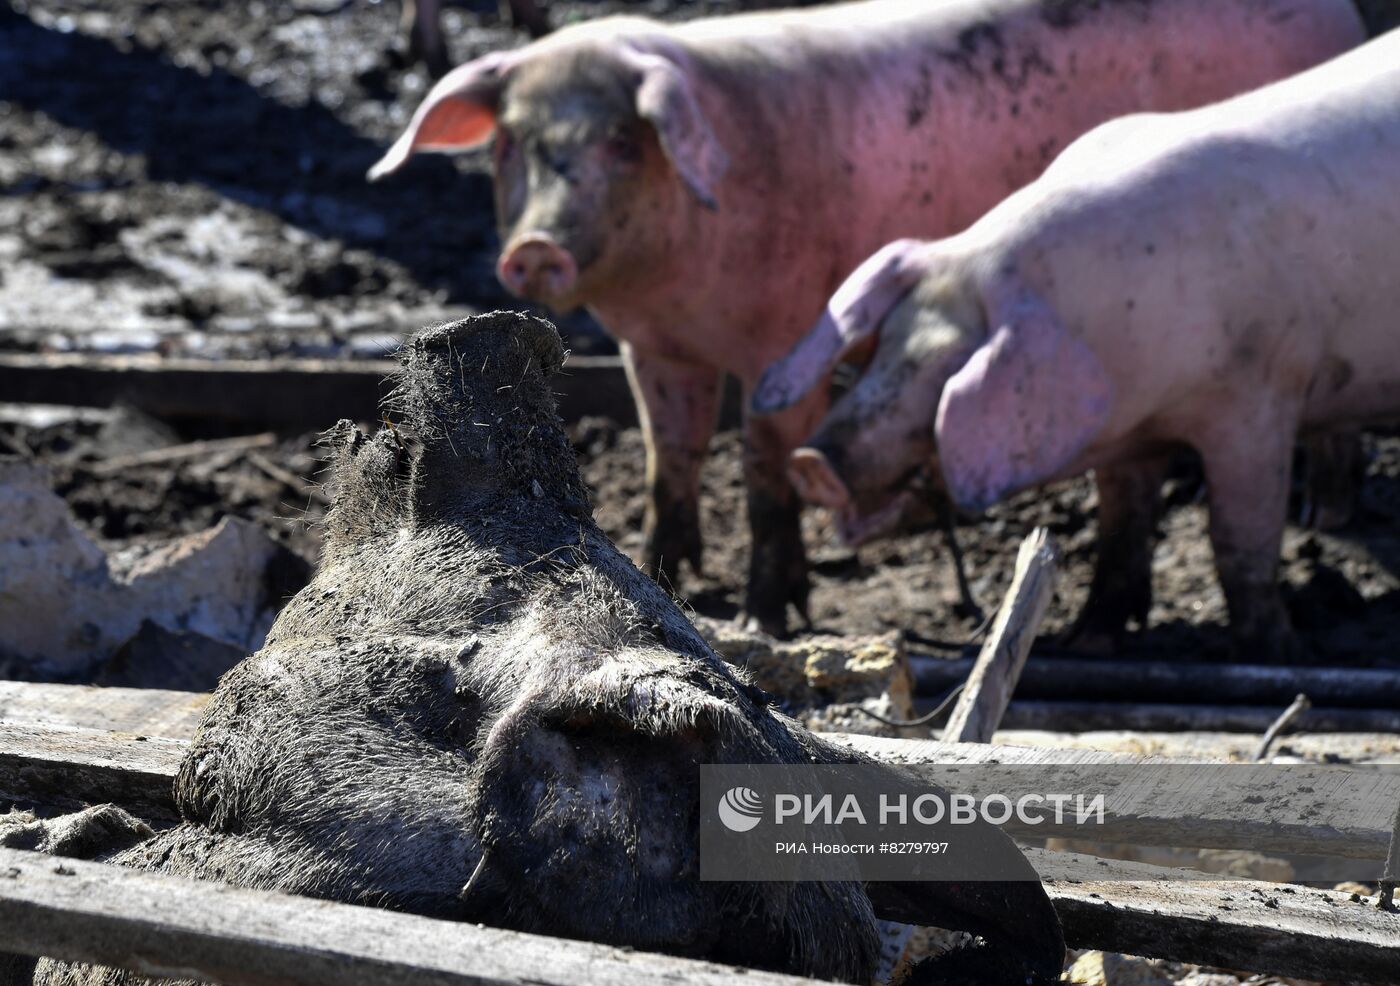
[32,312,1064,986]
[369,31,725,313]
[754,240,1111,544]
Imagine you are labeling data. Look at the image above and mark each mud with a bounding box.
[3,0,1398,672]
[8,407,1397,677]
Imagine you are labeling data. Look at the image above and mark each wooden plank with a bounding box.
[1033,849,1400,986]
[943,528,1056,743]
[0,681,208,738]
[2,844,1397,986]
[827,733,1399,860]
[0,723,182,821]
[0,847,825,986]
[989,701,1400,733]
[0,352,643,429]
[909,655,1400,710]
[4,696,1394,861]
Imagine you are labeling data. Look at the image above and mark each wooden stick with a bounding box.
[86,433,277,476]
[941,528,1057,743]
[1254,693,1312,762]
[245,450,330,506]
[909,655,1400,709]
[0,847,824,986]
[1381,798,1400,910]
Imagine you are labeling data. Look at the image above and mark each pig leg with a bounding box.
[742,393,827,637]
[503,0,551,39]
[400,0,450,78]
[1199,425,1305,662]
[622,344,720,590]
[1300,428,1364,530]
[1065,455,1170,654]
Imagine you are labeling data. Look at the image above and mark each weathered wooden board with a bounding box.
[1033,849,1400,986]
[829,733,1399,860]
[2,844,1398,986]
[0,682,208,739]
[0,847,825,986]
[0,723,184,821]
[4,709,1395,862]
[910,654,1400,710]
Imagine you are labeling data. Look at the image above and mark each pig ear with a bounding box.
[935,299,1111,511]
[750,239,928,415]
[367,52,516,181]
[627,52,729,210]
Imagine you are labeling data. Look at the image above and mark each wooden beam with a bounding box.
[1034,849,1400,986]
[909,655,1400,710]
[0,681,208,738]
[2,844,1397,986]
[942,528,1056,743]
[0,847,825,986]
[4,689,1394,860]
[0,723,183,822]
[827,733,1398,860]
[0,352,644,429]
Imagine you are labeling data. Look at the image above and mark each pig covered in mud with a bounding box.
[368,0,1367,635]
[27,313,1064,986]
[753,33,1400,661]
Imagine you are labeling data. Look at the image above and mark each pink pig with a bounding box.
[370,0,1366,635]
[754,31,1400,659]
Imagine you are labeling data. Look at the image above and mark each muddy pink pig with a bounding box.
[370,0,1366,635]
[754,32,1400,660]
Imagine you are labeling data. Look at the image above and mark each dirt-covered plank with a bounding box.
[0,682,208,739]
[1032,849,1400,986]
[827,733,1399,860]
[0,723,181,820]
[0,847,825,986]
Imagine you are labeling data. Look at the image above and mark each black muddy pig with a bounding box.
[26,313,1064,986]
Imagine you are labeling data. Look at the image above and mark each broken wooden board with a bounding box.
[1032,849,1400,986]
[988,701,1400,733]
[0,847,825,986]
[942,528,1056,744]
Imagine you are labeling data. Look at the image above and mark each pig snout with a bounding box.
[497,235,578,301]
[788,447,851,513]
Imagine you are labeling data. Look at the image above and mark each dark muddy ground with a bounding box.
[6,409,1400,672]
[2,0,1399,673]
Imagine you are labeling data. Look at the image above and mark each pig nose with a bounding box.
[788,447,851,511]
[497,236,578,299]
